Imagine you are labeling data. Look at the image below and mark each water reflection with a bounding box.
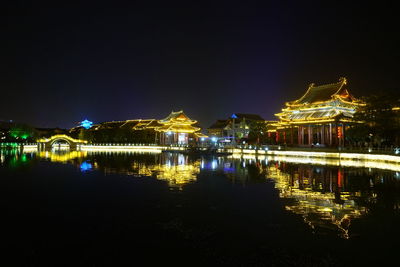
[38,151,87,162]
[80,161,93,172]
[0,148,31,167]
[3,149,400,239]
[266,164,367,239]
[203,156,400,238]
[37,151,200,188]
[132,153,200,187]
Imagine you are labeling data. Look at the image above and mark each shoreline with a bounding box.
[18,144,400,165]
[223,148,400,164]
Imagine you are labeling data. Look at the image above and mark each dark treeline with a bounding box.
[347,93,400,147]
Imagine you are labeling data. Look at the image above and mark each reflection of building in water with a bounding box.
[39,151,201,188]
[267,163,369,239]
[218,156,385,238]
[133,153,200,188]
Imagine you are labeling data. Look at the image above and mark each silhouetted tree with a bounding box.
[347,93,400,147]
[248,121,272,145]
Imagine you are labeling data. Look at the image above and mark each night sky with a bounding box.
[2,1,399,129]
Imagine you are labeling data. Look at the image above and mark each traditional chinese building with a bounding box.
[207,113,265,144]
[155,110,203,145]
[69,111,205,145]
[207,119,229,137]
[274,77,364,147]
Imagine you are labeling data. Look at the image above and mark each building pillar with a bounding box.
[342,124,346,147]
[290,127,294,145]
[335,123,339,147]
[297,127,301,145]
[308,125,312,145]
[329,124,333,146]
[301,126,304,145]
[321,125,325,145]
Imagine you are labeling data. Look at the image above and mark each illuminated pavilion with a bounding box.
[274,78,365,147]
[155,110,204,145]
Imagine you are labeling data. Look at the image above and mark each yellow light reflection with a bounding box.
[38,151,88,162]
[35,150,200,188]
[266,164,368,239]
[133,161,200,188]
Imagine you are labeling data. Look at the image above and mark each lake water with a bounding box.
[2,149,400,266]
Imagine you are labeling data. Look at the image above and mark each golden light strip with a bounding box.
[37,134,88,144]
[80,145,186,152]
[229,150,400,171]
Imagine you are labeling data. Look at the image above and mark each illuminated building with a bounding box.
[70,111,205,145]
[155,110,203,145]
[207,119,229,137]
[207,113,265,143]
[89,119,161,131]
[274,77,365,147]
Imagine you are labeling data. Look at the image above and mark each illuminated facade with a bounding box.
[69,111,205,145]
[207,113,265,143]
[275,77,365,147]
[155,110,202,145]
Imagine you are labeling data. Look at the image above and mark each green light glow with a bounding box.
[9,128,32,140]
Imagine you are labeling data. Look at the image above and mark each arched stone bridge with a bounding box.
[37,134,87,151]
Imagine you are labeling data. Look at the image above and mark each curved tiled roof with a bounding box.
[159,110,196,124]
[293,77,347,105]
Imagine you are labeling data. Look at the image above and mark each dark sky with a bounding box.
[2,1,399,129]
